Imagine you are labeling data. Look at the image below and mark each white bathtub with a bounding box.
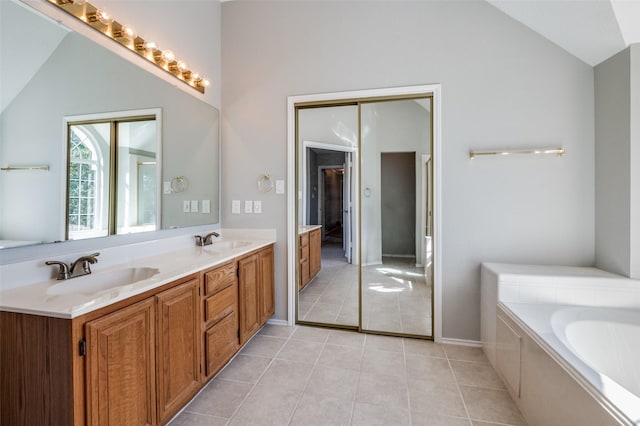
[503,302,640,425]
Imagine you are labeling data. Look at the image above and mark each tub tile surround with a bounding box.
[0,228,276,318]
[481,263,640,426]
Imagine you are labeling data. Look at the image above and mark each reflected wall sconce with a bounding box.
[47,0,210,94]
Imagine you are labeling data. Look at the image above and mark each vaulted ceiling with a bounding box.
[487,0,640,66]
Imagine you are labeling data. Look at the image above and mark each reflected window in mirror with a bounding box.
[66,112,160,240]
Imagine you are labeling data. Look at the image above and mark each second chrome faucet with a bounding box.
[195,231,220,246]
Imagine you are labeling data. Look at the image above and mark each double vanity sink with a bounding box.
[0,232,276,425]
[0,238,258,318]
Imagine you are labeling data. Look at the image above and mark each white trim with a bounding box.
[287,84,442,343]
[440,337,482,347]
[266,318,289,326]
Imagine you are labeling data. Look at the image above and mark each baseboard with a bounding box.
[440,337,482,347]
[267,318,289,326]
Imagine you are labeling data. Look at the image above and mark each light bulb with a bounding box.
[177,61,188,72]
[88,8,112,25]
[191,71,201,82]
[202,79,211,88]
[161,50,175,63]
[115,24,137,40]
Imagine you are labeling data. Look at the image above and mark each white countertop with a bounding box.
[0,236,274,319]
[298,225,322,234]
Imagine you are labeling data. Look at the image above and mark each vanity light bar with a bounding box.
[47,0,210,94]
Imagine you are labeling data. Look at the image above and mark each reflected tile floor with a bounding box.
[300,244,432,336]
[169,325,526,426]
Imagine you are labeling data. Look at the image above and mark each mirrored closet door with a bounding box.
[295,94,433,338]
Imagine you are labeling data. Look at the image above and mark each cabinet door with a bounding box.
[259,246,275,323]
[238,253,261,345]
[156,278,201,423]
[204,310,240,378]
[85,297,156,426]
[309,229,321,278]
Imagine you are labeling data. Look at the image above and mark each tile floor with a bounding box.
[300,243,432,336]
[169,324,526,426]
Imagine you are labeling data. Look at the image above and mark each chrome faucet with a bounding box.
[45,252,100,280]
[195,231,220,246]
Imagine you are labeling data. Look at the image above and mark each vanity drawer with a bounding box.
[300,244,309,260]
[203,261,237,296]
[300,233,309,247]
[204,284,237,326]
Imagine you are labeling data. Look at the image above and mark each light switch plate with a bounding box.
[253,200,262,214]
[244,200,253,214]
[202,199,210,214]
[232,199,241,214]
[183,200,190,213]
[276,179,285,194]
[163,182,171,194]
[190,200,198,213]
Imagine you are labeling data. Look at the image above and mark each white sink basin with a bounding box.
[208,240,252,251]
[47,267,160,296]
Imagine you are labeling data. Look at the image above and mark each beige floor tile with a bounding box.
[304,365,359,400]
[444,345,489,364]
[289,394,353,426]
[258,323,296,338]
[227,383,300,426]
[472,421,513,426]
[403,338,446,358]
[405,353,456,383]
[276,338,325,364]
[361,347,406,377]
[168,411,227,426]
[411,413,471,426]
[451,360,506,390]
[364,334,404,353]
[460,386,526,426]
[356,372,409,409]
[351,401,410,426]
[317,344,363,371]
[408,378,467,418]
[257,358,314,392]
[185,378,252,418]
[290,325,331,342]
[216,354,271,383]
[239,335,287,358]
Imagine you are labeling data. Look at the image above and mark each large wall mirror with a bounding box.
[295,94,434,338]
[0,0,219,250]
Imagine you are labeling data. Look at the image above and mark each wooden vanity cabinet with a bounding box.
[85,297,157,426]
[155,278,201,423]
[238,245,275,345]
[84,275,200,426]
[201,261,239,380]
[0,245,275,426]
[308,228,321,279]
[299,228,321,290]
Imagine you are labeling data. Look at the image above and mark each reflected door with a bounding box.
[360,98,432,337]
[295,96,433,338]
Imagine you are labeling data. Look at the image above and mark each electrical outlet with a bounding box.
[244,200,253,214]
[163,182,171,194]
[253,200,262,214]
[183,200,190,213]
[276,179,285,194]
[202,200,210,214]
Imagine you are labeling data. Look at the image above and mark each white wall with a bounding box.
[595,43,640,279]
[594,48,631,277]
[221,1,595,340]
